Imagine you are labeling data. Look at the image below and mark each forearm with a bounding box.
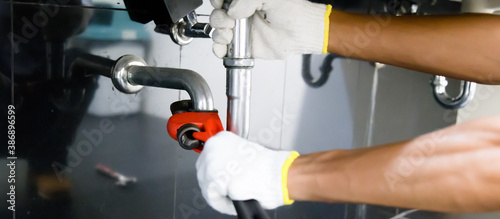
[328,10,500,85]
[288,116,500,212]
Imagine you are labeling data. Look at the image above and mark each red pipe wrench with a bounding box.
[166,101,224,152]
[167,101,269,219]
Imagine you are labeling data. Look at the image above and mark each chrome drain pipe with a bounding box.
[223,6,254,138]
[431,76,476,110]
[221,1,271,219]
[71,54,215,112]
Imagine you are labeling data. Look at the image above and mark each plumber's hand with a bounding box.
[210,0,332,60]
[196,131,300,215]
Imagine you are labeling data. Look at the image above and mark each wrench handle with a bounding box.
[233,200,270,219]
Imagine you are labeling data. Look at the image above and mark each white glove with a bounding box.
[210,0,332,59]
[196,131,300,215]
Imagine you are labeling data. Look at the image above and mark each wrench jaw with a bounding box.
[167,100,224,153]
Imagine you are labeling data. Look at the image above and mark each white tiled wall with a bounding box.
[457,85,500,123]
[280,55,366,153]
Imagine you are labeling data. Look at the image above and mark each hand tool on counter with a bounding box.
[95,164,137,186]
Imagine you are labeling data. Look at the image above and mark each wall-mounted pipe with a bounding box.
[431,76,476,110]
[71,54,215,112]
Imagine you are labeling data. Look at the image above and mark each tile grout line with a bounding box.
[172,45,183,219]
[278,60,288,151]
[346,60,364,219]
[356,63,382,219]
[274,60,289,219]
[365,63,380,148]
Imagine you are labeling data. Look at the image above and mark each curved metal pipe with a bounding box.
[127,65,215,111]
[71,54,215,112]
[431,76,476,110]
[302,54,342,88]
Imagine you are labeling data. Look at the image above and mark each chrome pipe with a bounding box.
[229,18,252,58]
[224,17,254,138]
[222,4,270,218]
[72,54,215,112]
[222,1,254,138]
[127,65,215,111]
[226,68,252,137]
[431,76,476,110]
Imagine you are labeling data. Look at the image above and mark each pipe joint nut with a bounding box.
[112,55,147,94]
[224,58,255,68]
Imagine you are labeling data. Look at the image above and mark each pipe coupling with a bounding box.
[223,58,255,68]
[112,55,147,94]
